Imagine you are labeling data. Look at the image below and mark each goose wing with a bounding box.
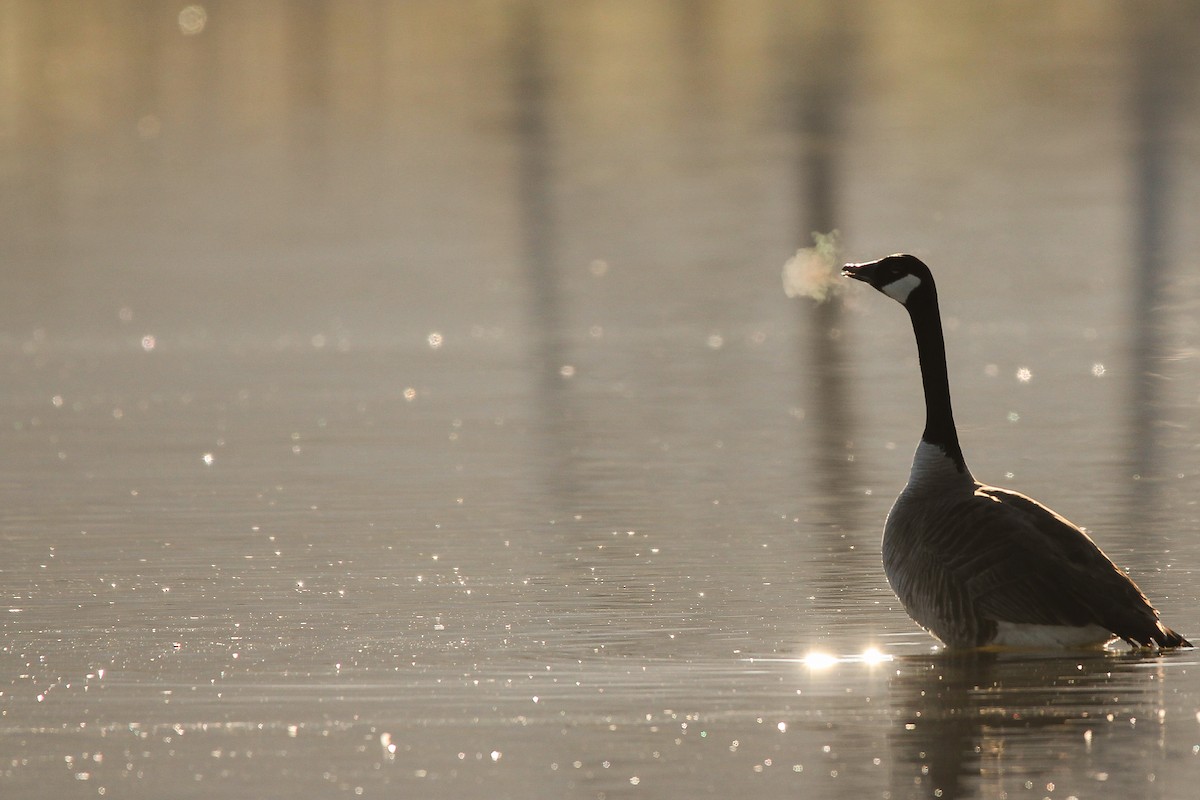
[960,485,1180,646]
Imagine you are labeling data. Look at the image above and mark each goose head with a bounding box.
[842,254,934,306]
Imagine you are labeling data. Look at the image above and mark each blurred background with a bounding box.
[3,1,1196,341]
[3,2,1200,798]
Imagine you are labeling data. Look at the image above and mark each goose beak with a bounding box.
[841,261,878,283]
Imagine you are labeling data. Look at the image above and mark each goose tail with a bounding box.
[1152,622,1191,649]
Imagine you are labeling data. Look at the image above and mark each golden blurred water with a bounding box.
[2,2,1200,798]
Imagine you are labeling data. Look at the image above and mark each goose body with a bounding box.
[844,254,1189,650]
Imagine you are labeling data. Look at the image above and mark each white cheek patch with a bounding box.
[881,273,921,303]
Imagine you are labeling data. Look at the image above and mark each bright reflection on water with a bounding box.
[765,648,893,670]
[3,1,1200,799]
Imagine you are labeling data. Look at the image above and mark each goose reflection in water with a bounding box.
[886,651,1180,799]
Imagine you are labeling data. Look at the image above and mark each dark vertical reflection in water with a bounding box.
[888,654,1173,800]
[4,7,63,328]
[1123,4,1197,536]
[784,0,855,494]
[888,654,992,800]
[510,2,578,505]
[775,2,862,621]
[1126,9,1172,516]
[285,3,331,193]
[674,0,718,83]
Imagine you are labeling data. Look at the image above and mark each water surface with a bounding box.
[3,2,1200,798]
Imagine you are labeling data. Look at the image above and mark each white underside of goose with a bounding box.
[989,621,1114,649]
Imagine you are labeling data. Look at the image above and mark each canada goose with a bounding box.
[843,254,1189,650]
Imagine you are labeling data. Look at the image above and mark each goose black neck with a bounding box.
[905,288,967,473]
